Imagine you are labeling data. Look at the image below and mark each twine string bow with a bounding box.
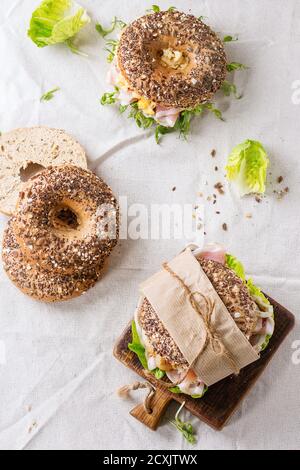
[162,262,240,375]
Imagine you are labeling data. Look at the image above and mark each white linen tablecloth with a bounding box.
[0,0,299,450]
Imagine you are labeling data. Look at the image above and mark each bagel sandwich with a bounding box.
[100,8,245,142]
[129,244,275,398]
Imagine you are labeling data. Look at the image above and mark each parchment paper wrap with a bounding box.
[140,249,260,386]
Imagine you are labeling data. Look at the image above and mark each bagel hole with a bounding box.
[20,163,45,182]
[53,206,80,230]
[159,47,189,71]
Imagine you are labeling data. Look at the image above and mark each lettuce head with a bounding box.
[226,139,269,196]
[28,0,90,48]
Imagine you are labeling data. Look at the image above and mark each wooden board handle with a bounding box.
[130,388,173,431]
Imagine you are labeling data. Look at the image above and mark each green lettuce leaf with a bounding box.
[226,254,271,310]
[128,321,148,369]
[260,334,271,351]
[154,368,166,379]
[192,386,208,399]
[169,385,208,399]
[128,321,165,378]
[225,254,246,281]
[246,278,270,305]
[226,139,269,196]
[28,0,90,48]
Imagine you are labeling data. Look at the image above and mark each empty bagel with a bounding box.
[2,222,105,302]
[13,165,119,275]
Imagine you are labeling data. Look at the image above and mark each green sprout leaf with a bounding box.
[221,80,242,99]
[40,87,60,102]
[155,102,223,143]
[95,17,126,38]
[155,124,176,144]
[104,39,119,63]
[100,87,119,105]
[170,402,197,445]
[128,103,155,129]
[223,35,238,42]
[168,6,176,12]
[147,5,160,13]
[28,0,90,49]
[204,103,224,121]
[119,104,128,114]
[227,62,248,72]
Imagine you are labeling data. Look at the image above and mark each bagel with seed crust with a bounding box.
[0,127,87,216]
[12,165,119,275]
[2,222,104,302]
[117,10,227,108]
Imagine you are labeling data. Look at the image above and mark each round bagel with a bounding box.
[2,223,104,302]
[0,127,87,216]
[138,258,259,370]
[117,10,227,108]
[13,165,119,275]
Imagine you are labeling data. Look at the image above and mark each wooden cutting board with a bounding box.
[114,295,295,431]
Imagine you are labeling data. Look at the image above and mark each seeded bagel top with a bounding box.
[118,10,227,108]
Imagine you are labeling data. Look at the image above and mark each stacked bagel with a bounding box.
[1,127,119,302]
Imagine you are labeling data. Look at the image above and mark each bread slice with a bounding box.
[0,127,87,215]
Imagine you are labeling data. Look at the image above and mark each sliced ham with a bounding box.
[177,369,206,396]
[146,354,157,371]
[107,64,119,87]
[166,368,188,384]
[155,105,181,128]
[118,88,135,106]
[193,242,226,265]
[265,317,275,336]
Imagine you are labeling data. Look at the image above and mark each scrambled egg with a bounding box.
[136,97,156,115]
[116,73,156,115]
[116,73,130,91]
[161,48,189,70]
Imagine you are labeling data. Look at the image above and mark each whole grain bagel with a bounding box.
[13,165,119,275]
[117,10,227,108]
[0,127,87,216]
[2,222,104,302]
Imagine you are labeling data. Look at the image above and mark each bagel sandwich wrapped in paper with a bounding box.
[129,244,275,399]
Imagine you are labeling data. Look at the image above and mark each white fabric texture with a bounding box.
[0,0,299,450]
